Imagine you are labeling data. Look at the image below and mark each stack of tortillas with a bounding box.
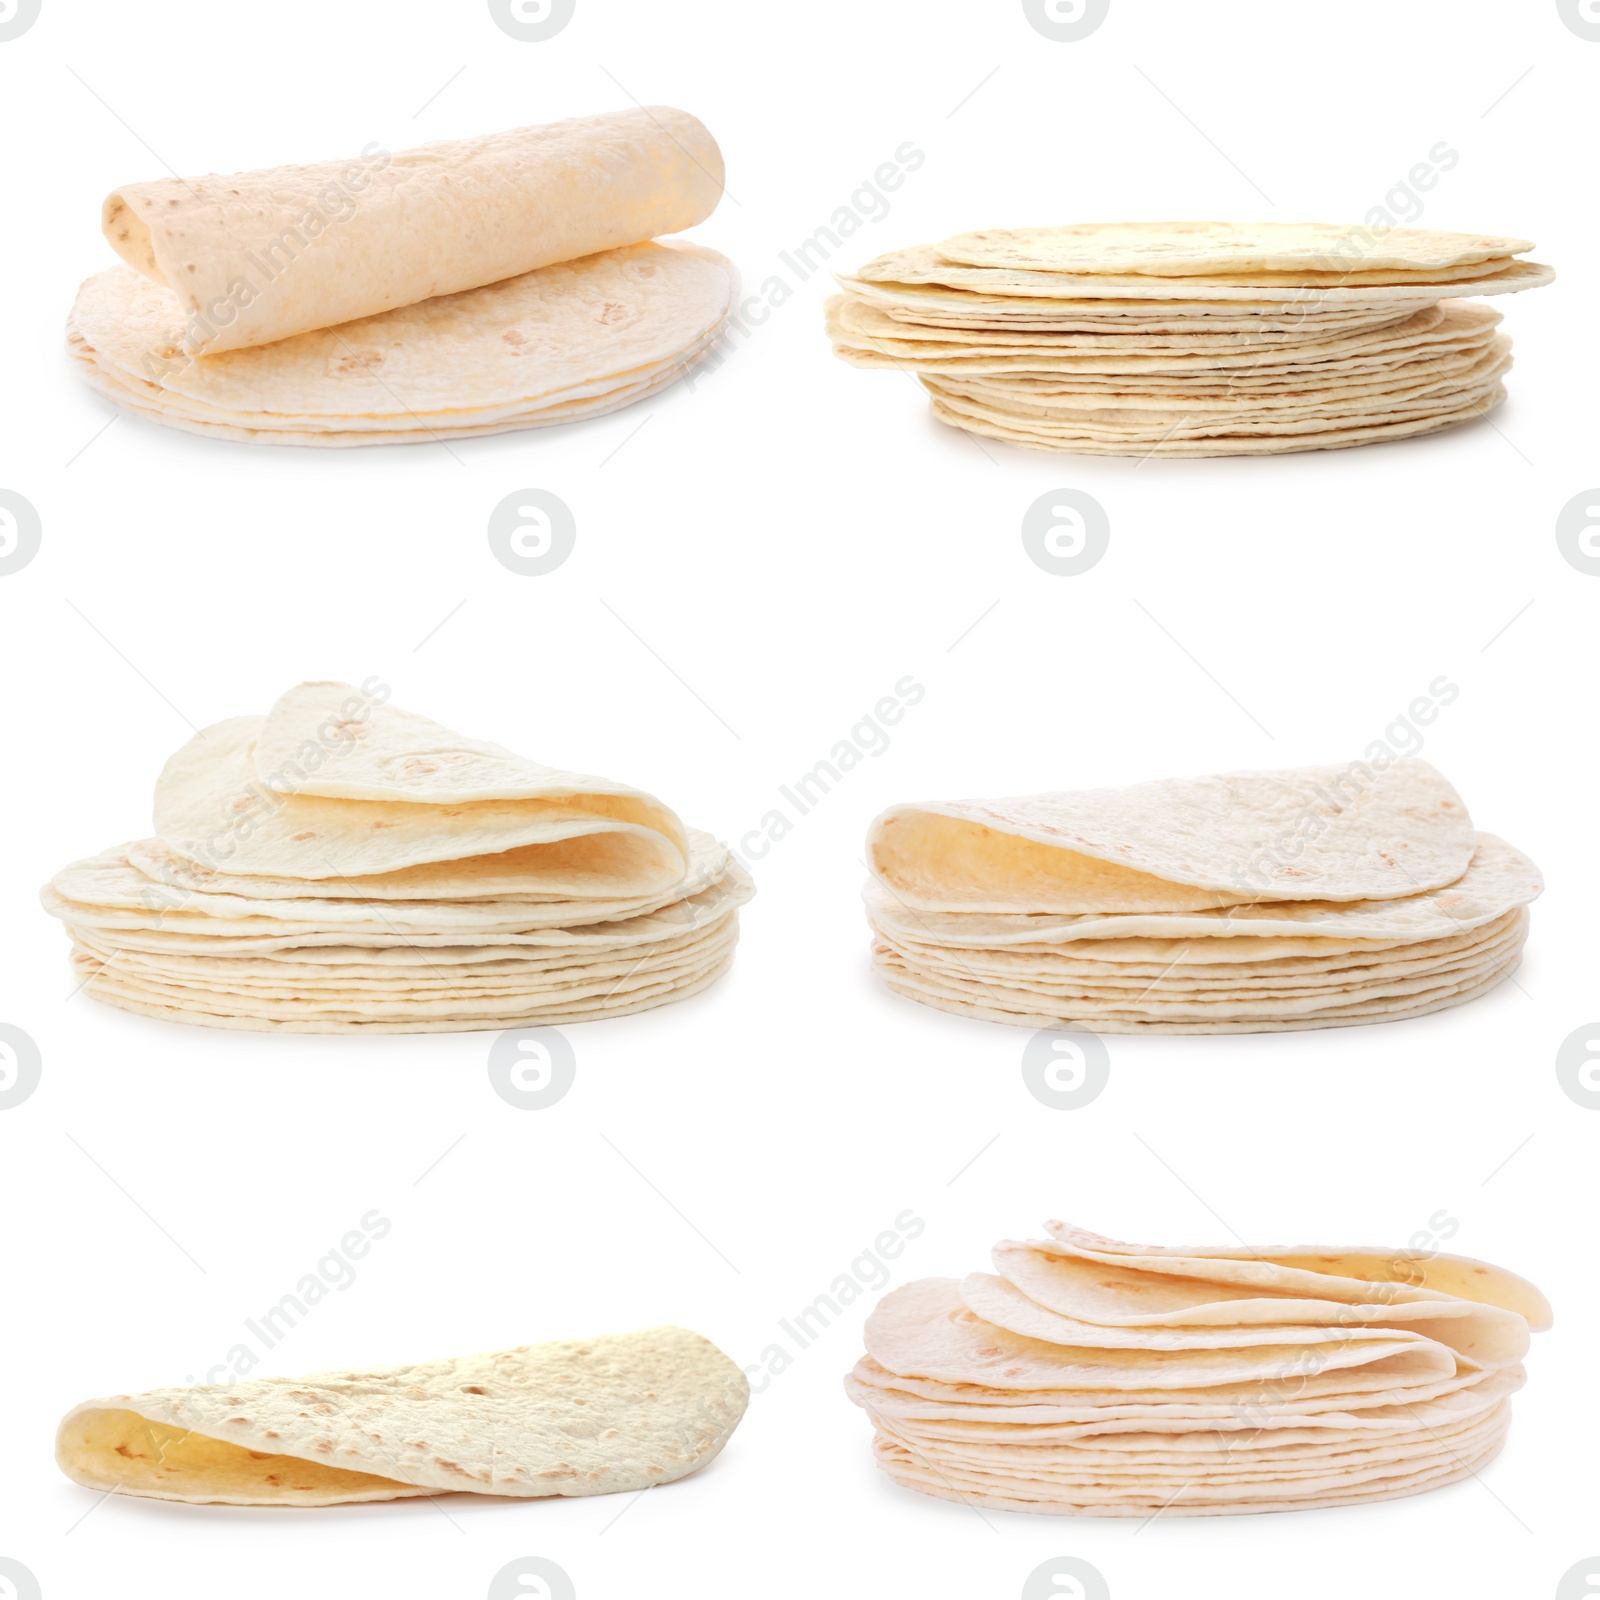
[865,760,1539,1033]
[69,108,736,445]
[847,1223,1550,1517]
[57,1325,748,1506]
[827,222,1553,456]
[43,682,752,1032]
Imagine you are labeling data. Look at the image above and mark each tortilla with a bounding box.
[869,760,1473,914]
[103,107,724,355]
[827,221,1550,456]
[863,764,1537,1035]
[846,1224,1545,1516]
[58,1326,747,1506]
[932,222,1534,277]
[43,683,752,1033]
[71,109,732,443]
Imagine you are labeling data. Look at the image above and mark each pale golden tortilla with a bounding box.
[847,1225,1545,1516]
[43,683,753,1033]
[932,221,1534,277]
[868,761,1474,914]
[863,764,1538,1035]
[104,107,725,354]
[828,221,1550,457]
[58,1327,748,1506]
[70,241,735,428]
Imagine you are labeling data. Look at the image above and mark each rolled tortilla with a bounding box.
[102,106,725,355]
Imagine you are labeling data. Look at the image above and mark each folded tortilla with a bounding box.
[868,760,1475,914]
[153,681,689,886]
[57,1327,748,1506]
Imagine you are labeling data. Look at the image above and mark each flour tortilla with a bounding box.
[51,850,711,934]
[847,1225,1544,1518]
[70,914,724,981]
[873,1415,1510,1483]
[931,222,1535,277]
[72,954,737,1034]
[253,682,662,807]
[922,337,1508,411]
[828,297,1498,376]
[104,107,725,355]
[863,768,1536,1034]
[73,930,725,995]
[872,1428,1505,1513]
[960,1273,1472,1363]
[847,1356,1494,1422]
[71,928,735,1020]
[876,936,1519,1024]
[50,856,750,944]
[924,353,1510,438]
[57,1327,747,1506]
[829,224,1548,459]
[988,1245,1531,1367]
[1037,1225,1554,1328]
[866,832,1538,947]
[848,244,1553,302]
[927,386,1507,457]
[122,828,729,909]
[831,293,1437,351]
[875,1395,1511,1458]
[56,864,748,954]
[71,242,735,426]
[69,302,730,449]
[874,1442,1502,1516]
[876,948,1523,1035]
[46,684,752,1034]
[868,761,1474,914]
[879,910,1525,993]
[849,274,1442,327]
[863,1281,1446,1393]
[154,714,686,884]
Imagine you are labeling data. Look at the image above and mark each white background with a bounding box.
[0,1,1596,1597]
